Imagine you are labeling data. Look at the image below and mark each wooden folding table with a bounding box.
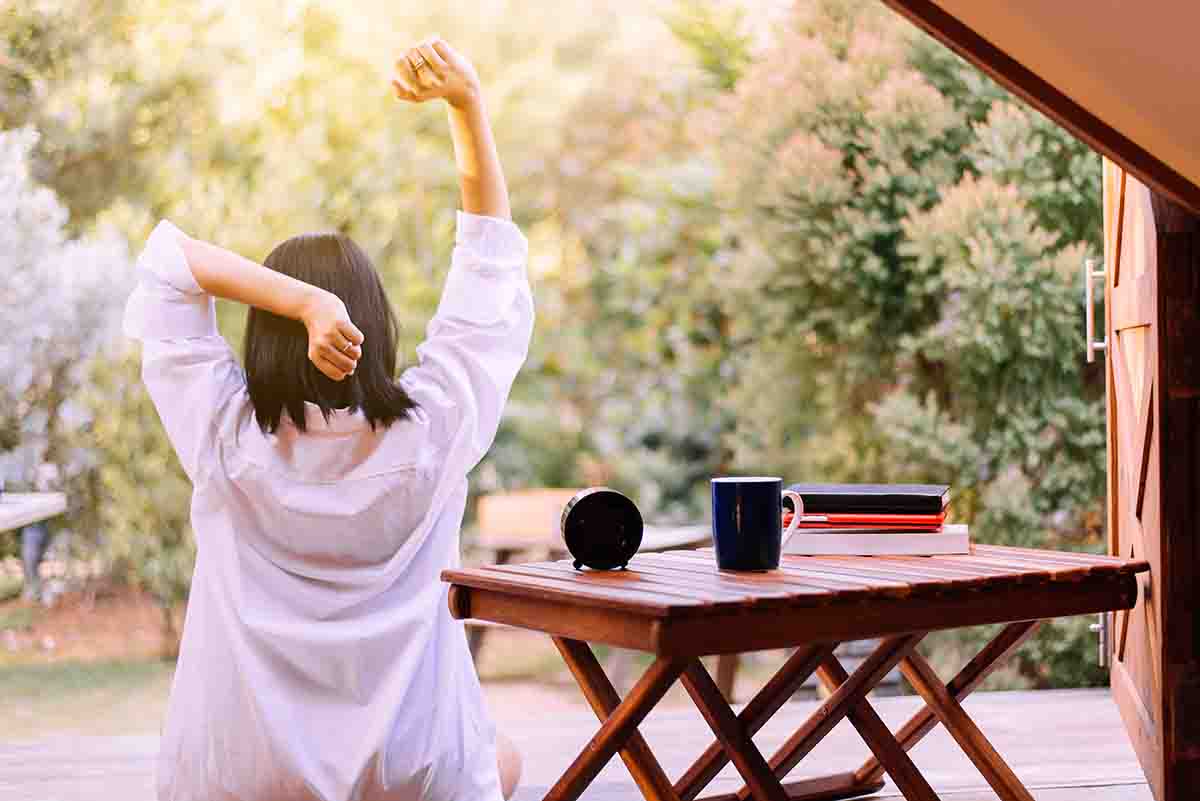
[442,545,1147,801]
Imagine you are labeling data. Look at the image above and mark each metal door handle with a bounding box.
[1084,258,1106,363]
[1090,612,1110,668]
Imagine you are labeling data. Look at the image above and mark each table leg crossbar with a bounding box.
[544,620,1043,801]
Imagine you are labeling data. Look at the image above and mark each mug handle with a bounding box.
[781,490,804,551]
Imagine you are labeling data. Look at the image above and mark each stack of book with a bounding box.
[782,483,969,555]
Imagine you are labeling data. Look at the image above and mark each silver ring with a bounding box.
[342,340,354,354]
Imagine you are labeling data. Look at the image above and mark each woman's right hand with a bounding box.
[392,37,481,110]
[301,289,364,382]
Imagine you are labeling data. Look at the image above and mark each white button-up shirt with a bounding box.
[123,212,534,801]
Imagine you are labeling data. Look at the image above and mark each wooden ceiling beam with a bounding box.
[879,0,1200,215]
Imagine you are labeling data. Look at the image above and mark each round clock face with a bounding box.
[561,488,643,570]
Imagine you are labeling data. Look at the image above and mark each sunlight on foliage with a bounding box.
[2,0,1108,684]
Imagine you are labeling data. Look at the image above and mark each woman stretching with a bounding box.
[124,38,529,801]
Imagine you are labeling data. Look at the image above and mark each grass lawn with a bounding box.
[0,583,179,740]
[0,658,174,740]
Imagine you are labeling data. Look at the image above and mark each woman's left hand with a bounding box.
[301,289,364,382]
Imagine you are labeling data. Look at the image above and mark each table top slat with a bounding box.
[975,544,1136,567]
[661,550,913,595]
[881,555,1046,580]
[949,554,1097,580]
[486,564,715,605]
[497,562,768,605]
[778,555,1004,592]
[633,567,911,606]
[450,567,688,613]
[800,555,1026,585]
[625,555,854,601]
[581,561,802,601]
[703,547,1072,587]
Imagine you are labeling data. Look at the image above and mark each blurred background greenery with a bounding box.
[1,0,1106,687]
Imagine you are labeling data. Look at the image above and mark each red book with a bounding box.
[783,511,946,531]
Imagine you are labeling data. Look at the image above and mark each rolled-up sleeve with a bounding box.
[123,220,219,341]
[123,220,244,483]
[400,211,534,473]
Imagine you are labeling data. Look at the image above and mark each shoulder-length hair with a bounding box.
[244,233,417,433]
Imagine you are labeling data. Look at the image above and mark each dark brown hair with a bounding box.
[244,233,417,433]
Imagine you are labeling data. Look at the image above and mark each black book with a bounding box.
[786,483,950,515]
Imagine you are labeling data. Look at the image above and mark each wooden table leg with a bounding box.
[816,656,939,801]
[853,620,1040,785]
[543,651,687,801]
[676,644,836,801]
[727,633,925,801]
[900,652,1036,801]
[681,659,789,801]
[554,638,681,801]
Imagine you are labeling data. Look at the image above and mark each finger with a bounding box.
[393,68,420,97]
[331,331,353,352]
[407,49,437,89]
[430,38,454,64]
[416,42,447,80]
[310,349,346,381]
[312,340,357,375]
[393,58,423,96]
[336,319,365,346]
[392,80,420,102]
[314,352,351,382]
[320,343,358,374]
[328,333,362,362]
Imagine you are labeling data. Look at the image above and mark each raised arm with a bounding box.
[178,236,364,381]
[392,37,511,220]
[390,39,533,472]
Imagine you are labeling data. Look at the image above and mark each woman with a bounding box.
[123,38,529,801]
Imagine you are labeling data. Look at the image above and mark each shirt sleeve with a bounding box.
[400,211,535,475]
[123,220,246,483]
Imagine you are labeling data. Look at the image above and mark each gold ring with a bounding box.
[410,53,428,73]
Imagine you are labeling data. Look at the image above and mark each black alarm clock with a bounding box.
[560,488,643,570]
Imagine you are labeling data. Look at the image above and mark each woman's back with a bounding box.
[160,402,496,801]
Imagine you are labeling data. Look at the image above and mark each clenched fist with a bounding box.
[392,37,481,110]
[301,290,363,382]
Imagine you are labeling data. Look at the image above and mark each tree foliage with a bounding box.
[2,0,1110,683]
[546,0,1107,685]
[0,127,131,558]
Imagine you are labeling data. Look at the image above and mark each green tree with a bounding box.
[3,0,1114,684]
[533,14,737,518]
[546,0,1108,686]
[705,0,1106,685]
[1,0,676,617]
[80,352,195,656]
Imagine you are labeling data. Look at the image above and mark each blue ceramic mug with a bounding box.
[711,477,804,571]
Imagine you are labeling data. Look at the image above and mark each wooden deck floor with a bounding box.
[0,689,1150,800]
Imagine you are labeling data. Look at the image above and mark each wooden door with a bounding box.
[1104,158,1200,800]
